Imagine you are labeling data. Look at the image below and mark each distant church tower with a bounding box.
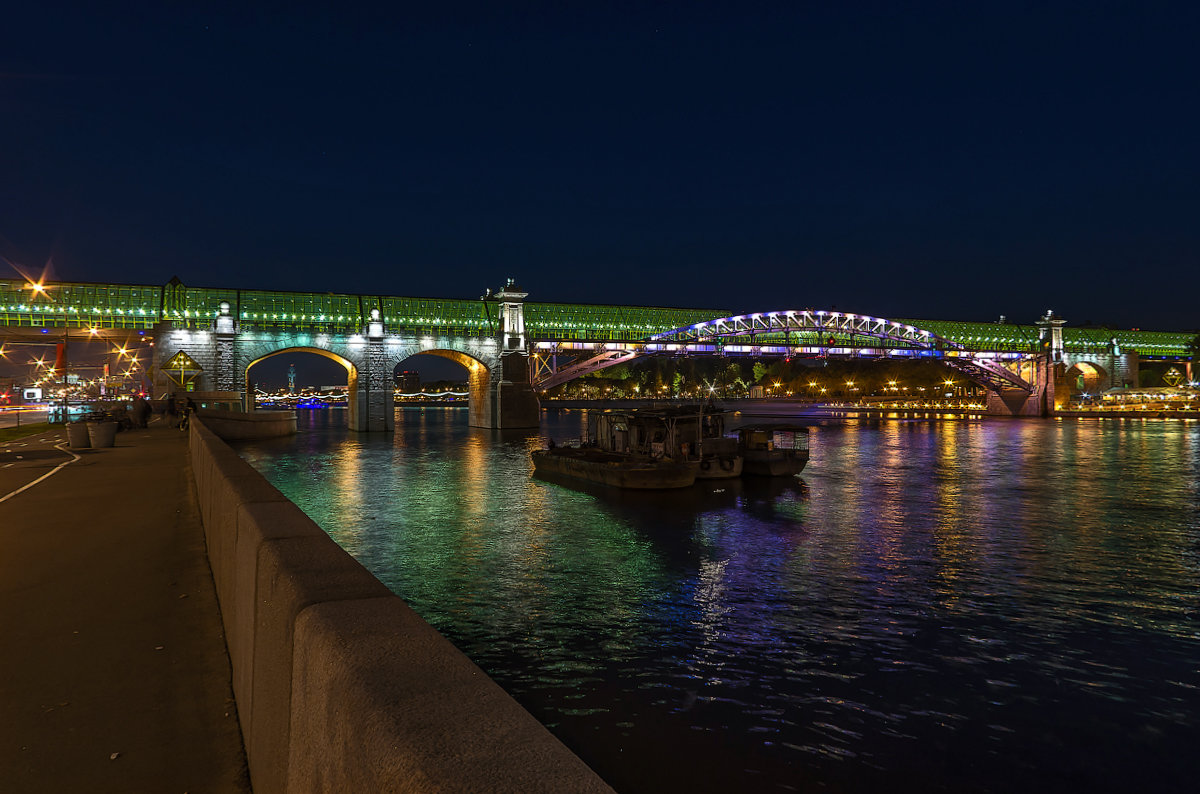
[288,363,297,393]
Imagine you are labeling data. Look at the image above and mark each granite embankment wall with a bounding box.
[188,417,613,794]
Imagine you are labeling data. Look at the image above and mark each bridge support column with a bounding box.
[152,322,220,396]
[1113,351,1139,389]
[349,313,394,432]
[467,352,539,429]
[212,302,243,395]
[986,355,1063,416]
[467,279,541,429]
[214,335,240,391]
[486,351,540,428]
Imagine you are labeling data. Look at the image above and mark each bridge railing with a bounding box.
[3,279,1193,359]
[0,279,162,330]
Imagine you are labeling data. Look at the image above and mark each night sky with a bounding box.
[4,2,1199,338]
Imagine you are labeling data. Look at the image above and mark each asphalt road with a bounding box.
[0,407,49,429]
[0,424,70,500]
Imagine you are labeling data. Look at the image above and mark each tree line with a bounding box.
[542,356,985,400]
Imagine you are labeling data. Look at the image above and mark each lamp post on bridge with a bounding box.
[1035,309,1068,414]
[1036,309,1066,363]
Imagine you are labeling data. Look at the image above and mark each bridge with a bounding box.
[1,276,1194,427]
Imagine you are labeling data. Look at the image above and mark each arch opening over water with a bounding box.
[246,347,354,390]
[1066,361,1108,395]
[246,346,360,421]
[397,349,490,423]
[394,351,475,397]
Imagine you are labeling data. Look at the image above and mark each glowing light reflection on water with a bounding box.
[235,409,1200,793]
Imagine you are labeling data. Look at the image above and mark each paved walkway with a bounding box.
[0,423,251,792]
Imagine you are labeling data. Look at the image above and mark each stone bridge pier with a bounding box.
[151,286,540,431]
[985,355,1058,417]
[985,312,1141,416]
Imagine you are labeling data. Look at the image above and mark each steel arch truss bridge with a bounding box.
[534,309,1036,393]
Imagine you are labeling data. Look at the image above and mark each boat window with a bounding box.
[772,431,809,451]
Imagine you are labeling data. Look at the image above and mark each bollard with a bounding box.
[87,421,118,448]
[67,422,91,449]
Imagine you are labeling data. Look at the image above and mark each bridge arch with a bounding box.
[246,345,356,375]
[1065,361,1108,395]
[386,342,503,430]
[244,344,369,428]
[538,309,1035,395]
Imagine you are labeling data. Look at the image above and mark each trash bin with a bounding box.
[87,420,118,448]
[67,422,91,449]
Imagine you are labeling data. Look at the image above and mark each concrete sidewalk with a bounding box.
[0,424,251,792]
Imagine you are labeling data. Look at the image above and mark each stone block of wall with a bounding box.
[227,502,326,755]
[189,423,290,646]
[247,534,393,794]
[289,598,613,793]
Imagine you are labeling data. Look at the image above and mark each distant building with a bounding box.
[395,370,420,393]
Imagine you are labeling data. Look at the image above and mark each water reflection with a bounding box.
[235,409,1200,793]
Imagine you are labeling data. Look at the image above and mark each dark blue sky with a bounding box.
[3,1,1198,332]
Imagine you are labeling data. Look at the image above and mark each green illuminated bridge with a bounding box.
[1,277,1192,357]
[2,277,1194,427]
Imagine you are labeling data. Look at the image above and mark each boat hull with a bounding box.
[741,450,808,477]
[532,448,696,489]
[694,455,744,479]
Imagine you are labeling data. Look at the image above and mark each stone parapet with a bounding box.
[195,408,297,440]
[188,418,610,793]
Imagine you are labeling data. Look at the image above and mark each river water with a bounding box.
[233,408,1200,793]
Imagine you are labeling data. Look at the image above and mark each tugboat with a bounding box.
[735,424,810,476]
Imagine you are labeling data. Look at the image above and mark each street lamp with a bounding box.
[23,278,74,420]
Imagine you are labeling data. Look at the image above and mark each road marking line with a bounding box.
[0,443,82,505]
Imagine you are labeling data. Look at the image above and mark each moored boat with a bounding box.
[531,447,696,489]
[736,424,810,476]
[590,404,743,480]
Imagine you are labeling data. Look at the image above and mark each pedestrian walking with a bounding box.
[133,395,151,428]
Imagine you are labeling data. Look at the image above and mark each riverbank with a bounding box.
[542,398,1200,421]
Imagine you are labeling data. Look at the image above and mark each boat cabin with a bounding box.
[589,406,735,460]
[735,423,811,476]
